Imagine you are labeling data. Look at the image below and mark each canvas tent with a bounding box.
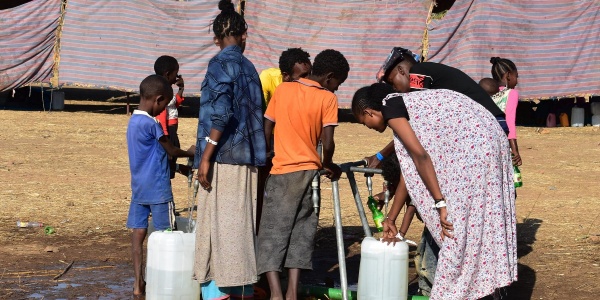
[1,0,599,107]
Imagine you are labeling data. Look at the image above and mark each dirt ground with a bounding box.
[1,97,599,299]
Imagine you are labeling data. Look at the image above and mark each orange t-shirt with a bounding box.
[265,78,338,174]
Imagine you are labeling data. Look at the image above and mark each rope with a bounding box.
[51,0,68,88]
[420,0,436,62]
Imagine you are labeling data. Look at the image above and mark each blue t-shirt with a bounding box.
[126,110,173,204]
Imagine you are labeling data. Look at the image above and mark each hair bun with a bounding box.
[218,0,235,12]
[490,57,501,64]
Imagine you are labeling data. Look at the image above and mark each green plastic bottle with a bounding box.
[513,165,523,188]
[367,196,385,232]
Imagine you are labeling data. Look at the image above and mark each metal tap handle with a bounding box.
[366,174,373,197]
[187,157,194,187]
[193,179,200,199]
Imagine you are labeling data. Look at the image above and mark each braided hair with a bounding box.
[213,0,247,39]
[351,83,395,118]
[490,57,517,82]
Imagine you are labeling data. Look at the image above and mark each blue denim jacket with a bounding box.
[194,45,266,167]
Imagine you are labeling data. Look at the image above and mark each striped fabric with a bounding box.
[58,0,224,95]
[244,0,431,107]
[426,0,600,99]
[0,0,60,92]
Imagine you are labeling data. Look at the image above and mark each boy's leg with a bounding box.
[256,172,314,300]
[266,271,283,299]
[126,202,152,296]
[283,170,319,299]
[416,227,440,296]
[131,228,147,296]
[285,268,301,300]
[149,201,176,231]
[167,125,180,179]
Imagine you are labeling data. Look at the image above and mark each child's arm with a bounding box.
[264,118,275,156]
[175,75,184,100]
[157,109,169,136]
[197,60,236,190]
[321,126,341,180]
[364,140,394,168]
[397,204,416,239]
[506,89,521,166]
[387,117,453,239]
[198,128,223,190]
[159,136,194,158]
[383,173,409,239]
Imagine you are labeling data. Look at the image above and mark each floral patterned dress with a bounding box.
[383,89,517,300]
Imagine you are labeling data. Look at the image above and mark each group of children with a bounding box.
[351,48,520,299]
[126,1,349,299]
[126,0,521,298]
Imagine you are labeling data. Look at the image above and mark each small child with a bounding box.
[126,75,195,298]
[259,47,312,110]
[490,56,522,166]
[154,55,187,178]
[479,77,500,96]
[379,155,415,239]
[379,154,437,297]
[257,49,349,300]
[257,48,312,232]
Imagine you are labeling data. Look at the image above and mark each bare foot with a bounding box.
[133,281,146,297]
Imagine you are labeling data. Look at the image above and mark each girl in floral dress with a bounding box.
[352,81,517,300]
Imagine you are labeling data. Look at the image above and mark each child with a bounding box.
[257,49,349,300]
[380,154,437,296]
[259,47,312,109]
[490,56,522,166]
[365,47,509,168]
[351,82,516,300]
[257,48,312,232]
[126,74,195,298]
[154,55,187,178]
[479,77,500,96]
[193,1,266,299]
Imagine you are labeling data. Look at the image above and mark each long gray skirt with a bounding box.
[194,162,258,287]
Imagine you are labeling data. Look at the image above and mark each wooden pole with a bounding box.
[126,92,131,115]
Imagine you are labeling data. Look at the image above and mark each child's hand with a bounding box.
[438,207,454,240]
[382,217,398,240]
[363,155,382,169]
[197,160,212,190]
[322,163,342,181]
[512,151,522,166]
[372,192,386,210]
[187,145,196,157]
[175,75,184,89]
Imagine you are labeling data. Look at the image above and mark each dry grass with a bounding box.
[1,100,599,299]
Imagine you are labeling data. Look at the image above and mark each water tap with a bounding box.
[365,174,373,197]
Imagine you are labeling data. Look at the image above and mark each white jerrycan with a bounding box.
[146,230,200,300]
[357,237,409,300]
[571,107,585,127]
